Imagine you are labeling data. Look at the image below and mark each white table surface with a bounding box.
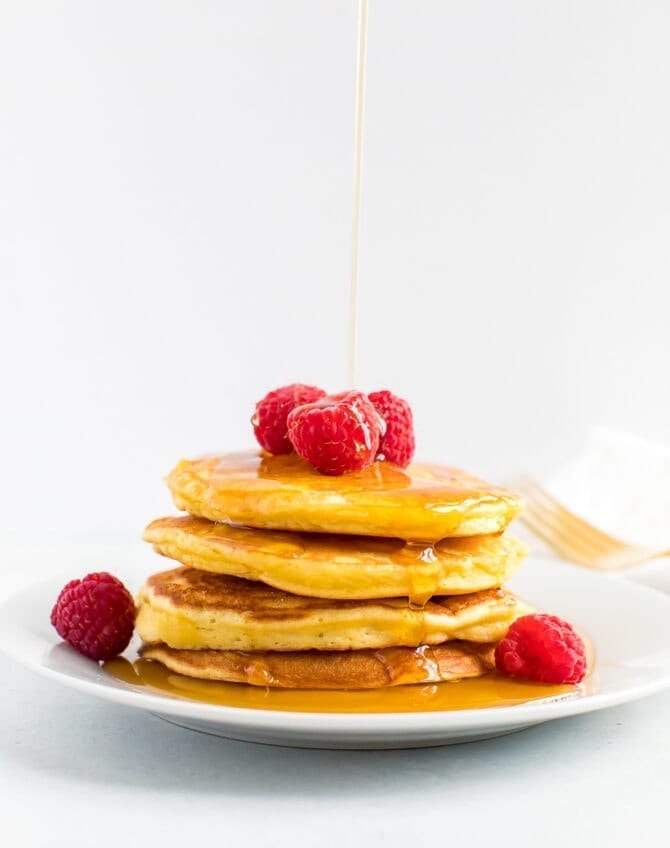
[2,540,669,847]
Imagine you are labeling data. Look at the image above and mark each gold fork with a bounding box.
[515,477,670,571]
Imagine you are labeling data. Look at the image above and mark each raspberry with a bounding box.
[50,572,136,661]
[368,390,415,468]
[287,390,384,475]
[252,383,326,455]
[495,614,587,684]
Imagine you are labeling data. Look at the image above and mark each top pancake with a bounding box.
[166,450,522,541]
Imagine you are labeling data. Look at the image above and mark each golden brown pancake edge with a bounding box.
[166,451,522,541]
[135,566,532,652]
[139,641,497,689]
[143,515,528,600]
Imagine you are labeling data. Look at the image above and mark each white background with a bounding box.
[2,5,670,846]
[2,0,670,540]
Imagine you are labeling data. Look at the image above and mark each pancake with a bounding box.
[139,641,497,689]
[166,450,522,541]
[136,566,531,652]
[144,515,528,603]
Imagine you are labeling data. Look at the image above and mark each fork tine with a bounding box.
[519,508,600,566]
[523,503,661,570]
[514,477,669,571]
[519,499,607,565]
[520,495,610,558]
[518,477,622,553]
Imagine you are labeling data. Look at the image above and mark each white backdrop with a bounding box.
[2,1,669,540]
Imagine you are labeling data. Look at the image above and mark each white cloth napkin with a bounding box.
[523,427,670,590]
[549,427,670,550]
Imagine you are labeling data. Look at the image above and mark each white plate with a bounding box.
[2,553,670,750]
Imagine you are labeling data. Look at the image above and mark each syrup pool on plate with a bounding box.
[103,658,580,713]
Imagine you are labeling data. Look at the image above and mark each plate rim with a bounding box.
[3,555,670,736]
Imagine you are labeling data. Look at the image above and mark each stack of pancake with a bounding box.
[136,450,529,690]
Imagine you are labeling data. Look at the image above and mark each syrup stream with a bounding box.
[348,0,369,389]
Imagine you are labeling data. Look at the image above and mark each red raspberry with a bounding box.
[495,614,587,684]
[50,572,135,661]
[287,390,384,475]
[252,383,326,455]
[368,390,415,468]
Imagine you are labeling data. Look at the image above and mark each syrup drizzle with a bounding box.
[405,542,442,608]
[348,0,369,389]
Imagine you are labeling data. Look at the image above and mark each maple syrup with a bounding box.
[104,657,580,713]
[348,0,368,388]
[405,542,441,607]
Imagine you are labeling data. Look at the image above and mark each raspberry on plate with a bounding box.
[495,613,587,684]
[252,383,326,455]
[287,390,384,475]
[368,390,415,468]
[50,572,136,661]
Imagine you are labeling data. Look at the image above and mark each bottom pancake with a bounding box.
[139,641,496,689]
